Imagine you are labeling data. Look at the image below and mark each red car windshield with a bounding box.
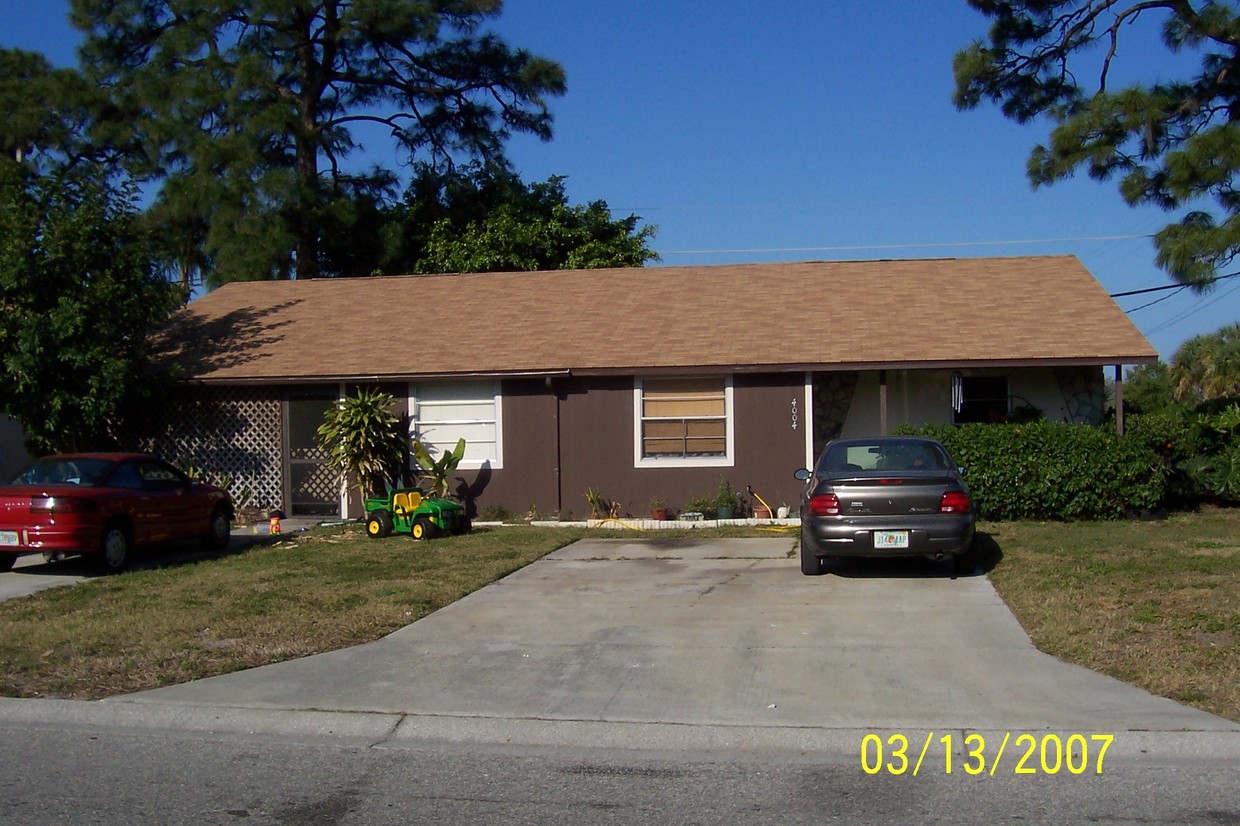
[8,458,117,487]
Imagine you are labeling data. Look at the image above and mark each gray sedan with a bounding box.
[795,436,976,576]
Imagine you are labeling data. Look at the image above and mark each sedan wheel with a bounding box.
[952,543,978,577]
[98,526,131,574]
[800,534,825,576]
[202,506,231,551]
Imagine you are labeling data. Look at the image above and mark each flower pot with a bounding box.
[649,507,668,520]
[753,505,772,520]
[716,505,734,520]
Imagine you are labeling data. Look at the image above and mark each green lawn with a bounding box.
[983,508,1239,722]
[0,515,1235,722]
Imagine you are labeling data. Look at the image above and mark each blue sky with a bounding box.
[4,0,1238,360]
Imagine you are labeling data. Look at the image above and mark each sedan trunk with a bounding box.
[828,475,952,516]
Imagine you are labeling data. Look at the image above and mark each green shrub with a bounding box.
[1124,411,1201,505]
[1123,403,1240,505]
[895,422,1166,520]
[1188,403,1240,502]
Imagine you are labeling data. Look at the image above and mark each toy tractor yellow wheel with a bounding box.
[367,511,394,538]
[411,516,437,540]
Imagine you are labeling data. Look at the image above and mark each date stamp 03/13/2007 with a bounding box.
[861,732,1115,777]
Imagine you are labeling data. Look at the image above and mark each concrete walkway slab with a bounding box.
[111,537,1237,744]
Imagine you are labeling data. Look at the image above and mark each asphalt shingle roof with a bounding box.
[155,256,1157,382]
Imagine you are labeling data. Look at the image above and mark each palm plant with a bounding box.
[1171,323,1240,402]
[316,389,407,504]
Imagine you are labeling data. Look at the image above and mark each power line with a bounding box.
[1145,280,1240,336]
[1110,270,1240,298]
[1125,286,1188,313]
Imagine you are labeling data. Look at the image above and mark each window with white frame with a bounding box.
[409,382,502,468]
[635,377,733,467]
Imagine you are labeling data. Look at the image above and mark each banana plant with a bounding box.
[412,438,466,497]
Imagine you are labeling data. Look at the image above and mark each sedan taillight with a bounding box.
[30,496,96,514]
[939,491,971,513]
[808,493,840,516]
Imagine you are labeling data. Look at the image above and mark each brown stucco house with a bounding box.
[145,255,1157,520]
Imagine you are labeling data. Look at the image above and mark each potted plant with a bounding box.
[683,495,713,520]
[649,497,669,520]
[715,478,737,520]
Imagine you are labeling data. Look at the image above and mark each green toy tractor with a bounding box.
[364,488,469,540]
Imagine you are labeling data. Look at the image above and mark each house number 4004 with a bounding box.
[791,398,798,430]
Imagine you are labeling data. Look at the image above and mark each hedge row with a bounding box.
[894,422,1166,521]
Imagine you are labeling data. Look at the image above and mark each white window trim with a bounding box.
[803,373,816,470]
[408,382,504,470]
[633,376,735,468]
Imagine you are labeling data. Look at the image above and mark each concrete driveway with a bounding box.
[0,554,94,602]
[94,536,1236,755]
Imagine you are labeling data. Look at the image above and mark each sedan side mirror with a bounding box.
[794,468,812,482]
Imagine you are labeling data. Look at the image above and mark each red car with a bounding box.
[0,453,232,574]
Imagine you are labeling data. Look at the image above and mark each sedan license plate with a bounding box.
[873,530,909,549]
[0,530,18,547]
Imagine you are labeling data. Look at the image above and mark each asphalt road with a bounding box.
[0,536,1237,824]
[1,718,1237,825]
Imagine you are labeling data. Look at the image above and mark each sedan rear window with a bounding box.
[820,441,947,473]
[9,457,117,486]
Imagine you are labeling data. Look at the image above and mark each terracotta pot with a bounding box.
[649,507,669,520]
[753,505,772,520]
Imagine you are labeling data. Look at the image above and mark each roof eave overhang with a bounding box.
[174,354,1158,385]
[178,368,573,385]
[570,355,1159,376]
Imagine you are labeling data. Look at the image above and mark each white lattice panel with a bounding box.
[139,387,284,511]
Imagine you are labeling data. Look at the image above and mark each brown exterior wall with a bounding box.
[449,374,809,519]
[732,373,810,512]
[446,379,560,518]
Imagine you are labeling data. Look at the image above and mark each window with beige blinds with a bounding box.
[639,378,728,458]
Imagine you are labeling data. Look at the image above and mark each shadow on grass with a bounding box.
[826,530,1004,580]
[4,527,300,581]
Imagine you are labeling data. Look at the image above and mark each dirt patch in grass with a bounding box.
[986,508,1240,722]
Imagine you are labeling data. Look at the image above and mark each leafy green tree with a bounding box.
[954,1,1240,287]
[71,0,566,284]
[0,163,178,454]
[0,48,94,168]
[320,162,657,275]
[1169,321,1240,401]
[1123,362,1182,414]
[316,388,408,502]
[412,174,658,273]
